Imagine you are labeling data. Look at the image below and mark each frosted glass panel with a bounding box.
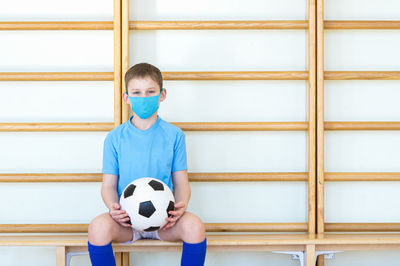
[190,182,307,223]
[186,131,308,172]
[0,183,105,223]
[133,251,300,266]
[131,0,307,20]
[0,81,114,122]
[130,30,307,71]
[0,247,57,266]
[325,251,400,266]
[325,30,400,71]
[0,182,306,224]
[159,80,308,122]
[325,0,400,20]
[0,0,113,21]
[0,132,107,173]
[325,131,400,172]
[325,80,400,122]
[0,31,113,71]
[326,182,400,222]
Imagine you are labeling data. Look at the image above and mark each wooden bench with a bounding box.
[0,233,317,266]
[3,233,400,266]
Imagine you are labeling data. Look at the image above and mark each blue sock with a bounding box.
[88,241,116,266]
[181,238,207,266]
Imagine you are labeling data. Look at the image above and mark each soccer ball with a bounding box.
[120,177,175,232]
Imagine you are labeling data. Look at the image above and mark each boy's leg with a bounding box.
[158,212,207,266]
[88,213,133,266]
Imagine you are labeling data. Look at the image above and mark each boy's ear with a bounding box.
[122,91,129,104]
[160,88,166,102]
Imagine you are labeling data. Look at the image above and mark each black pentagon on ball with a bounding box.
[167,201,175,218]
[148,180,164,191]
[124,184,136,198]
[139,200,156,218]
[143,226,160,232]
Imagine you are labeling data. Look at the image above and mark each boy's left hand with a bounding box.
[162,201,186,230]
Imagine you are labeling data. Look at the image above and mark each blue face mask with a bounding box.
[127,88,163,119]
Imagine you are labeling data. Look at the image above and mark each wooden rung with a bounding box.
[325,71,400,80]
[0,223,308,233]
[172,122,309,131]
[325,122,400,130]
[0,123,114,132]
[0,72,114,81]
[206,223,308,232]
[129,20,308,30]
[0,224,88,233]
[163,71,308,80]
[325,21,400,30]
[325,172,400,181]
[0,21,114,30]
[0,71,307,81]
[0,173,103,182]
[0,172,308,182]
[325,223,400,232]
[0,122,308,132]
[189,172,308,182]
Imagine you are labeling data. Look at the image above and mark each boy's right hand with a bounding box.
[109,203,131,227]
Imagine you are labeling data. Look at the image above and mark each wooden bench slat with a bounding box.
[0,233,315,247]
[2,233,400,247]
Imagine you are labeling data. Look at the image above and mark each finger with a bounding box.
[162,222,172,230]
[168,210,183,216]
[116,213,130,220]
[112,210,127,216]
[166,215,180,223]
[164,222,176,230]
[120,222,131,228]
[161,224,169,230]
[112,203,120,210]
[165,216,175,222]
[119,217,130,222]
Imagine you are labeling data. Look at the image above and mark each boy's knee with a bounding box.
[180,213,206,243]
[88,213,114,245]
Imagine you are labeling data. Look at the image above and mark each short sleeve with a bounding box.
[102,134,119,175]
[172,131,187,172]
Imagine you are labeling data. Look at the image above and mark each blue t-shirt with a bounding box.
[102,115,187,198]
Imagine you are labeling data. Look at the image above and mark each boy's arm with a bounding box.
[101,173,131,227]
[163,169,190,230]
[172,169,191,206]
[101,173,119,210]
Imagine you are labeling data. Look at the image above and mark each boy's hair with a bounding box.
[125,63,163,93]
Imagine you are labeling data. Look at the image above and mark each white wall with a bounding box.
[1,0,399,265]
[324,0,400,265]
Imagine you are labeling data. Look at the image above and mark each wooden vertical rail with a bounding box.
[316,0,325,236]
[308,0,317,235]
[114,0,122,126]
[306,244,316,266]
[56,246,66,266]
[121,0,130,123]
[122,252,130,266]
[316,0,325,265]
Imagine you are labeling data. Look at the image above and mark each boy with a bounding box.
[88,63,207,266]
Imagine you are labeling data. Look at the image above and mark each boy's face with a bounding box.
[123,76,166,113]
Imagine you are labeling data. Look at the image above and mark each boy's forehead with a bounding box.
[127,77,160,90]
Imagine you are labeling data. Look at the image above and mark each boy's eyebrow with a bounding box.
[130,87,157,91]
